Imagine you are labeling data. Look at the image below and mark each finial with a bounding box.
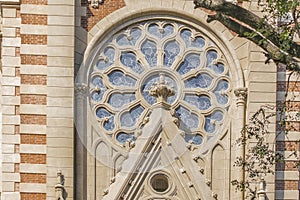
[149,73,175,105]
[55,169,66,200]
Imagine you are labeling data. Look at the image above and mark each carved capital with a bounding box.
[88,0,104,8]
[234,87,247,105]
[75,83,88,100]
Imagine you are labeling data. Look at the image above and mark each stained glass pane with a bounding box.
[91,76,107,101]
[108,93,135,108]
[206,50,218,66]
[116,28,142,46]
[164,41,180,67]
[204,110,224,133]
[116,35,130,46]
[177,54,201,75]
[96,47,115,70]
[208,63,225,74]
[148,23,174,38]
[214,80,229,105]
[131,28,142,44]
[191,37,205,49]
[180,29,205,49]
[184,94,211,110]
[141,40,157,67]
[185,73,213,89]
[204,118,215,133]
[184,134,203,145]
[175,106,199,129]
[108,71,136,87]
[92,76,105,87]
[116,132,135,144]
[120,52,144,74]
[96,108,115,131]
[211,110,224,121]
[121,105,144,127]
[180,29,192,46]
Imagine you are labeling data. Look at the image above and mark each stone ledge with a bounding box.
[2,173,20,182]
[20,183,46,193]
[20,144,46,154]
[21,44,47,55]
[20,124,46,134]
[1,192,20,200]
[20,24,47,35]
[20,104,47,115]
[20,85,47,95]
[20,164,46,173]
[2,134,20,144]
[20,4,47,15]
[20,65,47,75]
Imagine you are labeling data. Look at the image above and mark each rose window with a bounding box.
[89,20,231,148]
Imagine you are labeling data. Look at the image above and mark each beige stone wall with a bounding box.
[46,0,75,199]
[1,2,21,200]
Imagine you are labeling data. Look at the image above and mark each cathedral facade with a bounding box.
[0,0,298,199]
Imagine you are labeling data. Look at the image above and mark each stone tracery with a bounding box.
[88,19,232,149]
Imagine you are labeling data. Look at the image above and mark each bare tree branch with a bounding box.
[194,0,300,71]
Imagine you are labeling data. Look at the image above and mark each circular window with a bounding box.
[88,19,232,149]
[150,173,169,193]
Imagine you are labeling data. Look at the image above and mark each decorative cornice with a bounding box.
[88,0,104,8]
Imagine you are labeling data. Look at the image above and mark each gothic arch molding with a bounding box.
[75,3,248,199]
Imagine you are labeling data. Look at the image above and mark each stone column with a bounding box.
[233,87,248,200]
[74,83,88,200]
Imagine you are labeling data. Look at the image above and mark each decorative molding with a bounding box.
[88,0,104,8]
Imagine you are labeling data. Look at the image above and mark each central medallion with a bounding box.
[141,71,179,106]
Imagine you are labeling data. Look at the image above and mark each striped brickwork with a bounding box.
[19,0,48,199]
[276,64,300,199]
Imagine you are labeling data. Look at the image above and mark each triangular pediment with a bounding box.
[103,106,214,200]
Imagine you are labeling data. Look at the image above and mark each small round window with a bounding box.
[150,173,169,193]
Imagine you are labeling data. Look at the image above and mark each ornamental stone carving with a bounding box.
[88,0,104,8]
[149,73,175,105]
[75,83,88,99]
[55,170,66,200]
[234,87,248,105]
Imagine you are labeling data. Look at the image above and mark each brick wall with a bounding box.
[81,0,125,31]
[276,64,300,199]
